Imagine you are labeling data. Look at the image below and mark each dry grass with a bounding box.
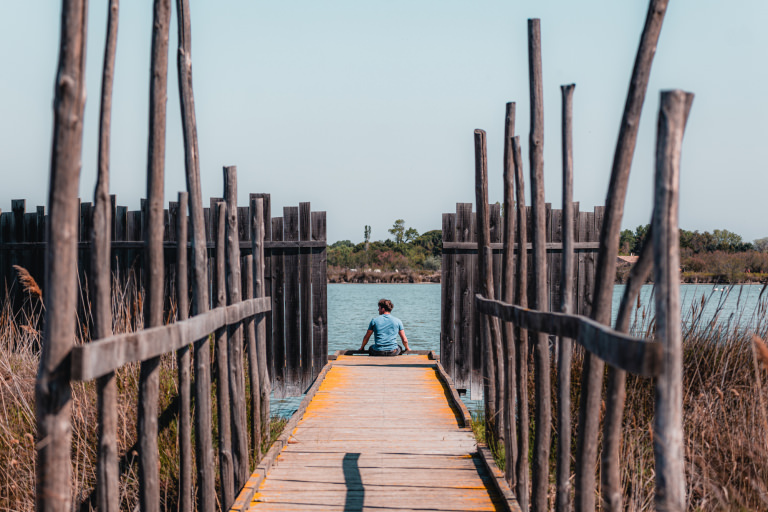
[0,268,287,511]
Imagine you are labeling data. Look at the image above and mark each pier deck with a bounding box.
[238,354,514,511]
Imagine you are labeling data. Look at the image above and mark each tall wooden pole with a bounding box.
[244,254,262,461]
[527,18,551,512]
[556,83,575,512]
[224,166,249,490]
[93,1,119,511]
[575,2,669,510]
[175,0,215,508]
[36,1,87,510]
[138,1,170,510]
[512,135,529,511]
[653,89,692,512]
[251,197,271,446]
[501,102,517,487]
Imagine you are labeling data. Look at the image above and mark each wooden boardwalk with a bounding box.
[234,354,517,511]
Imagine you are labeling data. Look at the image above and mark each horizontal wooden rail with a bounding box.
[442,241,600,251]
[71,297,271,381]
[475,295,661,377]
[0,240,326,250]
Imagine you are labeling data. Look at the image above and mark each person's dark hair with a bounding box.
[378,299,393,312]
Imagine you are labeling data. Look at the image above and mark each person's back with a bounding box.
[360,298,410,356]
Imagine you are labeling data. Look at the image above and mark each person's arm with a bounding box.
[360,329,373,351]
[399,330,410,352]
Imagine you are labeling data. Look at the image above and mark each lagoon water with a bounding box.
[271,282,767,417]
[329,282,768,354]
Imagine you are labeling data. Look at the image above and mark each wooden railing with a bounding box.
[464,5,692,512]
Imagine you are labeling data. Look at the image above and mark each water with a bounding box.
[271,282,768,416]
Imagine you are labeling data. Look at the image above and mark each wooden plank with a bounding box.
[310,212,327,381]
[440,213,457,385]
[469,210,482,400]
[35,2,87,508]
[283,207,301,395]
[271,217,286,397]
[299,203,313,390]
[251,196,272,441]
[70,297,271,380]
[253,194,274,383]
[453,203,472,392]
[475,295,661,377]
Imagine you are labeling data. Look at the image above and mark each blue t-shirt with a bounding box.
[368,314,404,351]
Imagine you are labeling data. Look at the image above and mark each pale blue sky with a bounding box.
[1,1,766,243]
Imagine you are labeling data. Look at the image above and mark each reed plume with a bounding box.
[12,266,42,304]
[753,334,768,373]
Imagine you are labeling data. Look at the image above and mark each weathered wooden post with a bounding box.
[474,129,501,441]
[575,2,669,510]
[215,201,235,508]
[244,254,262,461]
[511,135,529,511]
[501,102,517,487]
[175,192,193,512]
[556,83,575,512]
[93,1,119,510]
[527,18,551,512]
[251,196,272,443]
[138,1,170,509]
[652,89,692,512]
[224,167,249,490]
[36,1,87,510]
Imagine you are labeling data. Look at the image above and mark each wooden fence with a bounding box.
[455,7,690,512]
[0,194,327,398]
[440,203,602,398]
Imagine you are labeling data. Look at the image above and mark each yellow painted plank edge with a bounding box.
[434,360,522,512]
[230,362,333,511]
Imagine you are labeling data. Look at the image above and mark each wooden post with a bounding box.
[138,1,170,509]
[556,83,575,512]
[440,213,457,382]
[224,167,249,490]
[215,202,235,508]
[251,197,272,440]
[272,216,286,396]
[511,136,529,511]
[35,0,87,509]
[244,255,262,461]
[310,212,328,380]
[175,192,193,512]
[175,0,215,506]
[501,102,517,487]
[252,193,273,382]
[299,202,313,389]
[454,203,474,392]
[283,206,301,395]
[652,89,692,512]
[93,2,119,510]
[576,3,669,509]
[527,19,551,512]
[474,129,500,442]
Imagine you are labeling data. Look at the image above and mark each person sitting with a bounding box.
[359,298,410,356]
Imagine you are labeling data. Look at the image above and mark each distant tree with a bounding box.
[404,227,419,243]
[632,224,650,254]
[389,219,406,244]
[330,240,354,249]
[364,225,371,244]
[754,237,768,252]
[619,229,635,255]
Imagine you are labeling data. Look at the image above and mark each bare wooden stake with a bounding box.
[556,83,575,512]
[36,1,87,510]
[652,89,692,512]
[244,254,262,462]
[93,1,119,511]
[250,197,271,447]
[512,135,530,511]
[138,1,170,509]
[224,166,249,490]
[527,19,551,512]
[576,3,669,510]
[501,102,517,488]
[174,0,215,507]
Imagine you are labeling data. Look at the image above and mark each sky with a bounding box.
[1,1,766,244]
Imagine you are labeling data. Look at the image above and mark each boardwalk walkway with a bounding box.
[234,354,517,511]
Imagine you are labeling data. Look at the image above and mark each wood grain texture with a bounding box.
[35,1,87,509]
[252,198,271,437]
[576,3,669,510]
[283,206,301,395]
[299,202,313,390]
[243,355,515,511]
[440,213,457,397]
[310,211,328,380]
[244,255,263,462]
[652,90,692,512]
